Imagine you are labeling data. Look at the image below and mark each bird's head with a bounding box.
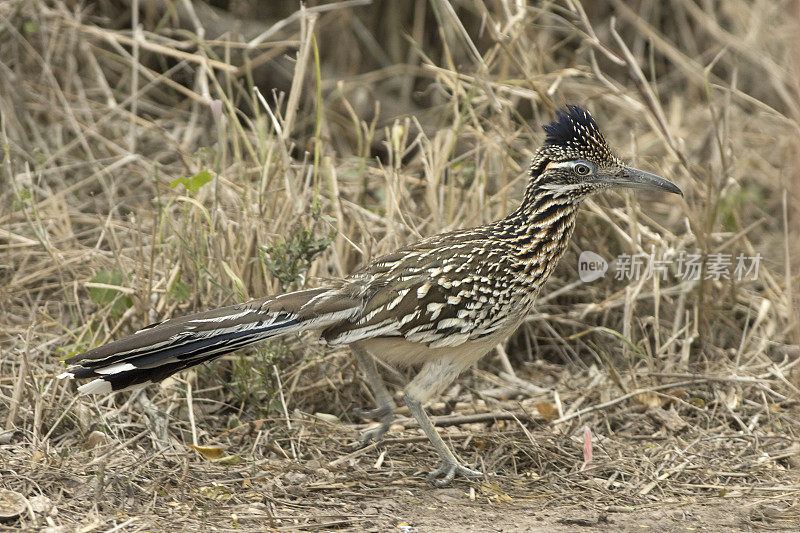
[529,105,682,200]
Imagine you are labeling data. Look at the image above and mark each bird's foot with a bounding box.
[355,423,389,449]
[354,405,392,421]
[427,460,483,487]
[352,405,394,449]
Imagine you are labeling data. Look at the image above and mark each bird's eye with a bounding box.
[573,162,592,176]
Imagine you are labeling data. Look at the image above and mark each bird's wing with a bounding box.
[323,229,522,348]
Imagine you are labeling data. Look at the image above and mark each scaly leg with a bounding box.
[404,358,483,486]
[352,345,395,447]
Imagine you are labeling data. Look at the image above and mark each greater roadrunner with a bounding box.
[59,105,682,485]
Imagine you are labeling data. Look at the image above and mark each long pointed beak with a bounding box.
[602,166,683,197]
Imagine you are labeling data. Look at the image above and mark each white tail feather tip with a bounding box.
[78,379,113,395]
[96,362,137,375]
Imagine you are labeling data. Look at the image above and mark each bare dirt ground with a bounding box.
[3,356,799,531]
[1,1,798,531]
[3,422,800,531]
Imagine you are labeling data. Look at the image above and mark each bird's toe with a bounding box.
[427,461,482,486]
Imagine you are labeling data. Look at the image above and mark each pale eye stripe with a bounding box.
[544,161,573,170]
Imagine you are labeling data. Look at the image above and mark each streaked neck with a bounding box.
[502,181,581,281]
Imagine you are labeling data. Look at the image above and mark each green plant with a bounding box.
[259,208,336,290]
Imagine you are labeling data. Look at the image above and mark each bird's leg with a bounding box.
[352,346,395,447]
[404,358,483,486]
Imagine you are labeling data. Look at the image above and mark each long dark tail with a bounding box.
[59,288,361,394]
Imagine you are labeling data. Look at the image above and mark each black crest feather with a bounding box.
[543,105,595,146]
[541,105,615,163]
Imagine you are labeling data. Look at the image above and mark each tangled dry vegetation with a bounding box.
[1,0,798,531]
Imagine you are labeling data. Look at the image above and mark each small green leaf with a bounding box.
[215,454,245,466]
[88,270,132,316]
[22,20,39,35]
[169,170,212,194]
[88,270,122,305]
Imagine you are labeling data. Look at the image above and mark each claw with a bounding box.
[426,461,483,486]
[352,405,394,449]
[353,424,389,449]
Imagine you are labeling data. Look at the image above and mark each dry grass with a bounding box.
[1,0,798,531]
